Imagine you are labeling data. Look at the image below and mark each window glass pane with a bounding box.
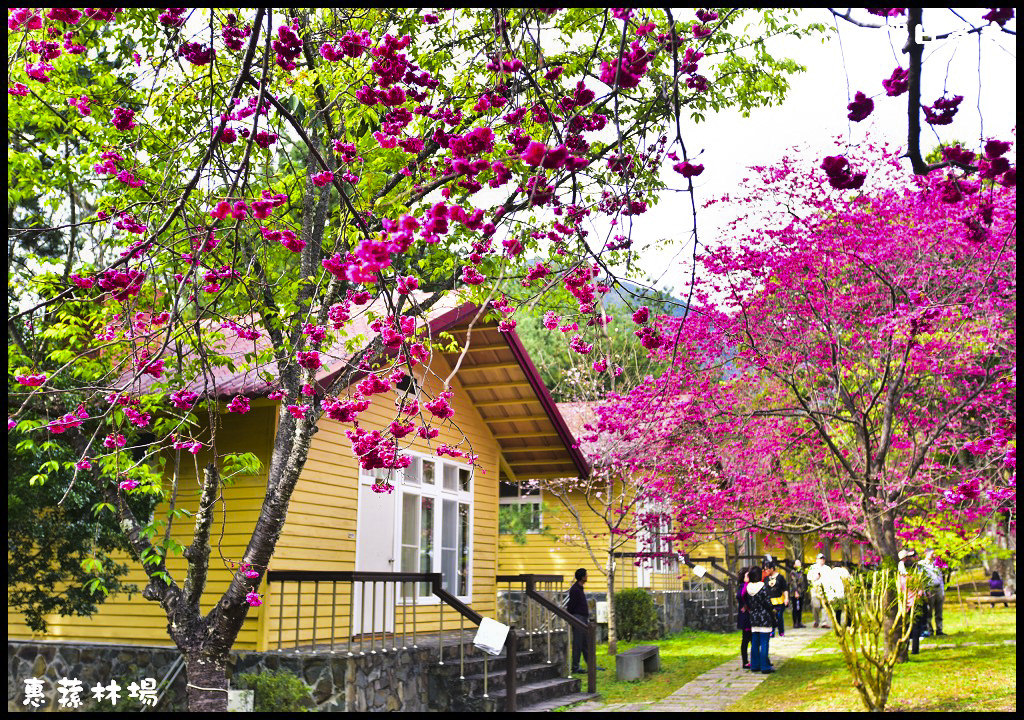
[443,464,457,491]
[441,500,457,592]
[459,468,472,492]
[442,500,457,548]
[419,497,434,596]
[402,494,418,547]
[442,548,457,593]
[404,456,420,485]
[498,503,514,534]
[422,459,435,485]
[401,493,419,598]
[499,481,539,498]
[458,502,470,596]
[401,547,418,598]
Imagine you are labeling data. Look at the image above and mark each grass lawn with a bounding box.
[729,602,1016,712]
[560,628,739,707]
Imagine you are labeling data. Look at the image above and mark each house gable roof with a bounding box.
[127,296,589,480]
[431,303,590,481]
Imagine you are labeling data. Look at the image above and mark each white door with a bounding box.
[353,476,397,636]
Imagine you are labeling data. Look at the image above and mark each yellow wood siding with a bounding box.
[8,407,276,647]
[261,351,504,648]
[497,487,638,583]
[9,341,514,650]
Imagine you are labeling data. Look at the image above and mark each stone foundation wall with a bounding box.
[10,627,573,714]
[652,591,687,635]
[11,636,545,713]
[9,642,187,713]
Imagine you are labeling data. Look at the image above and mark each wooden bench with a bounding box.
[966,595,1015,609]
[616,644,661,682]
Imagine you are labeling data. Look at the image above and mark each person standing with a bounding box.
[745,567,775,674]
[737,566,752,669]
[765,561,789,637]
[806,553,831,629]
[919,549,946,636]
[898,550,926,654]
[568,568,596,674]
[828,565,852,627]
[790,559,808,628]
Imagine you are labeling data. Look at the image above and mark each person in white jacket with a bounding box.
[806,554,831,628]
[919,549,945,636]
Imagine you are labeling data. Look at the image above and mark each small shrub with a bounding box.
[236,670,314,712]
[614,588,661,641]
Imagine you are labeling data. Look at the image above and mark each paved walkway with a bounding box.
[568,626,826,713]
[566,629,1017,713]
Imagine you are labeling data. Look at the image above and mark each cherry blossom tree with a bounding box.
[580,144,1015,665]
[7,7,820,710]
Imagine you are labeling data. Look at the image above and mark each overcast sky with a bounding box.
[627,8,1017,295]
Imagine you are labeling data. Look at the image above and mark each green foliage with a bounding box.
[822,568,926,712]
[7,432,157,633]
[236,670,314,712]
[613,588,661,642]
[515,284,681,401]
[497,500,551,543]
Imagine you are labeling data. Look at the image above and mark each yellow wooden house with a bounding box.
[8,300,591,653]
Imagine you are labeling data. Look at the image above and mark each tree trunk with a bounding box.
[990,511,1016,594]
[786,533,804,566]
[184,651,230,712]
[606,550,618,655]
[865,508,906,663]
[724,537,740,617]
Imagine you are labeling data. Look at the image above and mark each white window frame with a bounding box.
[639,502,678,575]
[361,450,474,604]
[498,495,543,534]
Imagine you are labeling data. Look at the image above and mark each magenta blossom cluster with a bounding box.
[221,14,251,51]
[111,106,136,132]
[820,155,865,190]
[320,29,371,60]
[599,39,654,89]
[923,94,963,126]
[158,8,186,27]
[847,91,874,122]
[8,8,43,31]
[272,22,302,70]
[882,66,909,96]
[179,42,214,65]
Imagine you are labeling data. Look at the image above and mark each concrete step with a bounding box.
[458,661,566,693]
[486,676,583,710]
[516,692,600,713]
[456,648,548,674]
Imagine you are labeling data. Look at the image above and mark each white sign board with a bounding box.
[595,600,608,623]
[473,617,510,656]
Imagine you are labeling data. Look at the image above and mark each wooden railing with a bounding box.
[265,570,520,712]
[497,574,596,695]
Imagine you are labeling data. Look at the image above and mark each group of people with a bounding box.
[571,549,983,676]
[736,553,863,671]
[736,556,797,673]
[733,561,786,671]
